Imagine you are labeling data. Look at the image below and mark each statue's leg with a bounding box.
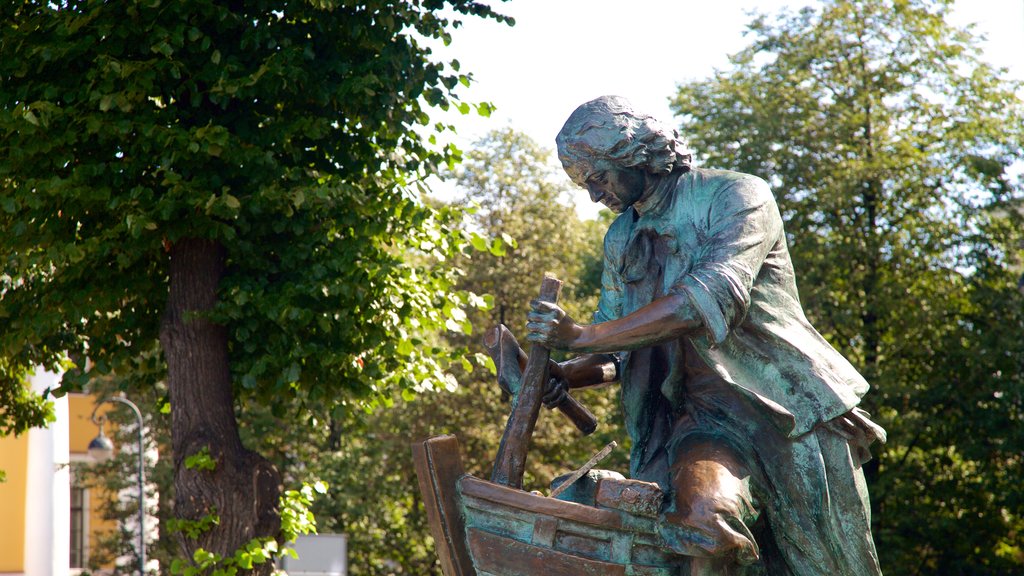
[814,425,883,575]
[755,422,883,576]
[658,434,762,574]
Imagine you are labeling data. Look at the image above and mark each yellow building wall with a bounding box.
[68,393,117,569]
[0,393,126,572]
[0,433,29,572]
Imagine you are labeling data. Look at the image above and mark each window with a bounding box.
[70,484,86,568]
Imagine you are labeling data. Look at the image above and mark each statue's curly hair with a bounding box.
[555,95,691,186]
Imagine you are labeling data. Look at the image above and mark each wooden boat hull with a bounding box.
[414,435,690,576]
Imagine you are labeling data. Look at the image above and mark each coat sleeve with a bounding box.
[670,176,782,346]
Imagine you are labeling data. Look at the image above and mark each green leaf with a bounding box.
[468,232,487,252]
[66,245,86,263]
[487,237,506,257]
[184,446,216,471]
[396,339,414,355]
[500,232,517,249]
[152,40,174,57]
[473,352,496,375]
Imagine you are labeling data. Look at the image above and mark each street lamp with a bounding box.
[89,396,146,576]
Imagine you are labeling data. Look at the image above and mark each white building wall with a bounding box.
[24,368,70,576]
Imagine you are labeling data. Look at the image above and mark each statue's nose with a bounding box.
[588,186,603,203]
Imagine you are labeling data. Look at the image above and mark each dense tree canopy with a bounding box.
[673,0,1024,572]
[0,0,510,570]
[0,0,511,426]
[451,127,608,331]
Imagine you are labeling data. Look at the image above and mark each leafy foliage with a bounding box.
[444,129,627,489]
[0,0,510,426]
[451,128,610,332]
[169,481,325,576]
[184,446,217,472]
[0,358,55,435]
[167,511,221,541]
[672,0,1024,572]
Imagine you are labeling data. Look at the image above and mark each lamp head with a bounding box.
[88,428,115,462]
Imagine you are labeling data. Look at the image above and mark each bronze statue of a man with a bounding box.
[528,95,886,575]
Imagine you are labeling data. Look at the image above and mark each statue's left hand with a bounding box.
[541,361,569,408]
[526,300,582,351]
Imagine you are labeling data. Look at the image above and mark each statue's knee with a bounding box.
[662,439,760,564]
[663,505,759,562]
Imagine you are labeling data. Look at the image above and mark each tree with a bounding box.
[672,0,1024,572]
[451,127,607,331]
[446,129,625,488]
[0,0,509,570]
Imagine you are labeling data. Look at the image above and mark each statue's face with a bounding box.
[580,161,645,213]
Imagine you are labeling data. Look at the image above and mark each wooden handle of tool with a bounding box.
[491,275,562,489]
[550,393,598,435]
[509,345,598,436]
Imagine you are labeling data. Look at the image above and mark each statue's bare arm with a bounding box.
[555,353,619,390]
[527,294,701,355]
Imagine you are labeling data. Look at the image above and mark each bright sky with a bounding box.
[428,0,1024,216]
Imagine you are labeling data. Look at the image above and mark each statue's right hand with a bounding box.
[526,300,582,350]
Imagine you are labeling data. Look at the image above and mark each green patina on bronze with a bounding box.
[415,96,886,576]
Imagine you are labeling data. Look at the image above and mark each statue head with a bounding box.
[555,95,692,189]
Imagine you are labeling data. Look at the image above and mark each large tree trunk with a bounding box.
[159,238,281,573]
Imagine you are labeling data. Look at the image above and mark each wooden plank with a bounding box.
[460,476,623,529]
[595,477,664,518]
[468,528,627,576]
[552,531,612,562]
[492,275,562,488]
[412,435,476,576]
[532,517,558,547]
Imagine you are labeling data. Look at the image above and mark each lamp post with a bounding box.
[89,396,146,576]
